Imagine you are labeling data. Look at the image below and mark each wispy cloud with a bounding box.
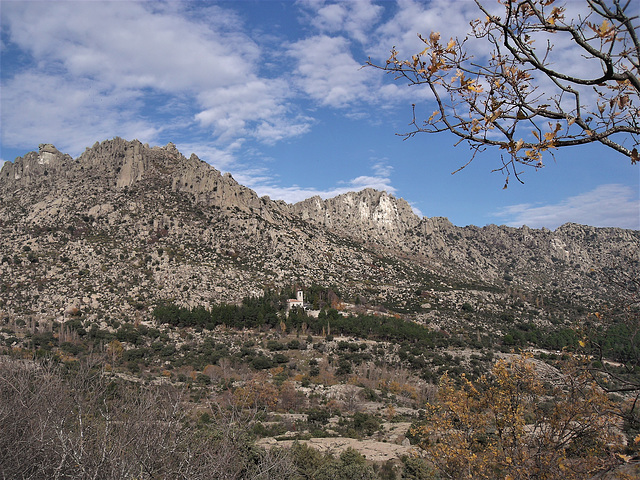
[0,0,475,159]
[299,0,384,44]
[286,34,375,108]
[175,141,246,171]
[371,161,393,178]
[1,72,160,155]
[244,159,396,204]
[494,184,640,230]
[0,1,309,155]
[193,78,310,142]
[370,0,483,61]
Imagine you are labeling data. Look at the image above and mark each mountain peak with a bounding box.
[291,187,421,244]
[0,138,637,332]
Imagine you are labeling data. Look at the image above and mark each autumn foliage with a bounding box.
[412,354,626,479]
[369,0,639,185]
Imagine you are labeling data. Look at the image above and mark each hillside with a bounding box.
[1,138,637,330]
[1,138,639,479]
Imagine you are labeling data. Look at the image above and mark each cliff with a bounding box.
[1,139,637,332]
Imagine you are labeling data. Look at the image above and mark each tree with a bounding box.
[579,268,640,443]
[368,0,639,186]
[314,448,376,480]
[233,374,279,411]
[106,338,123,365]
[411,354,625,479]
[0,357,296,479]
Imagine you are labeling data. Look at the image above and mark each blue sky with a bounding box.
[1,0,638,229]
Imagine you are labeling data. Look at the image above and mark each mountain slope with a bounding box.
[0,139,637,333]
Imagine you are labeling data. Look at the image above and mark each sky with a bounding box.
[1,0,638,230]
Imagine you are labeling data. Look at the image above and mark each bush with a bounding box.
[307,408,330,426]
[251,356,274,370]
[336,358,352,376]
[290,442,325,479]
[0,357,296,479]
[273,353,290,364]
[314,448,375,480]
[351,412,381,436]
[401,455,437,479]
[267,340,285,351]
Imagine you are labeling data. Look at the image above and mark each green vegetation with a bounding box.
[153,295,448,347]
[2,285,638,479]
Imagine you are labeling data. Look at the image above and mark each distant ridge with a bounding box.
[1,138,637,327]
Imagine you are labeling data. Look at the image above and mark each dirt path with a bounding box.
[257,421,418,462]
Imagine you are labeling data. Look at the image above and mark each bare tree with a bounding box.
[368,0,639,186]
[579,265,640,443]
[0,357,296,480]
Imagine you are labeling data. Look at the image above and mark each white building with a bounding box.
[287,289,304,310]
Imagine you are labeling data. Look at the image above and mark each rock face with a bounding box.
[0,138,638,331]
[1,139,271,217]
[2,144,72,187]
[291,189,421,245]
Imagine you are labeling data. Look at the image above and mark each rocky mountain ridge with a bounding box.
[1,138,637,333]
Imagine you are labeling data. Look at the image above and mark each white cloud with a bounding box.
[244,160,397,204]
[3,2,257,92]
[291,1,426,109]
[346,174,396,192]
[249,181,382,205]
[307,2,348,31]
[408,202,423,217]
[195,79,312,143]
[254,117,314,145]
[0,1,307,153]
[372,161,393,178]
[371,0,482,61]
[0,0,475,156]
[1,72,160,155]
[287,35,375,108]
[300,0,384,44]
[176,141,245,171]
[494,184,640,230]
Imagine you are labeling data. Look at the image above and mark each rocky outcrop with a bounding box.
[0,138,637,330]
[290,189,421,245]
[0,144,72,192]
[1,138,279,219]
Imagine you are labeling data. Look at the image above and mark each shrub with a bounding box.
[307,408,330,426]
[251,356,274,370]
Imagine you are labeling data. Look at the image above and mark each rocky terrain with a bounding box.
[1,138,639,477]
[1,138,637,332]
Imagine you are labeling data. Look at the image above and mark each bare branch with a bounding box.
[367,0,640,180]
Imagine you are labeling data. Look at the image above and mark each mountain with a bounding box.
[1,138,638,333]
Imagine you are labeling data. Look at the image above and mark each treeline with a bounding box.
[291,308,447,346]
[503,323,580,350]
[153,297,447,347]
[153,294,280,329]
[504,321,640,363]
